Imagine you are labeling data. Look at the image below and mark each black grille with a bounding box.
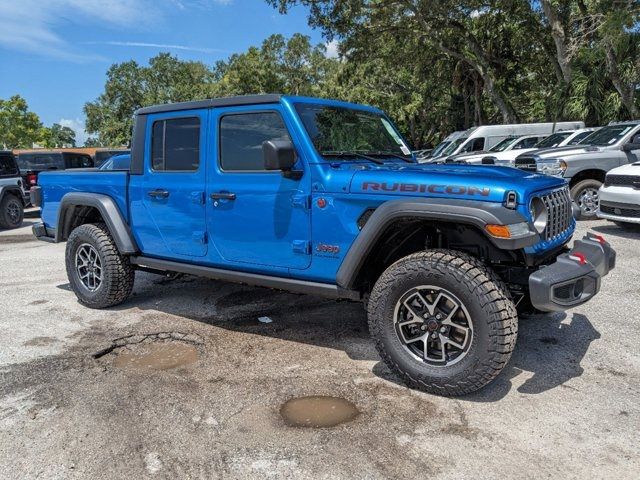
[604,175,640,188]
[539,187,572,241]
[600,202,640,218]
[515,155,537,171]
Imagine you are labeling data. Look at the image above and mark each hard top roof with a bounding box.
[136,94,283,115]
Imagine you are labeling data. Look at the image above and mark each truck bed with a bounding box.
[39,170,129,231]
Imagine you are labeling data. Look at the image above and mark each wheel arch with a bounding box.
[336,198,536,291]
[0,185,24,204]
[57,193,138,254]
[568,169,607,187]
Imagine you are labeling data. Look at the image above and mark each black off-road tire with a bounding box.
[0,194,24,229]
[570,179,602,220]
[367,249,518,396]
[65,223,135,308]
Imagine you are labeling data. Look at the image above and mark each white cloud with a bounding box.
[0,0,164,62]
[325,40,340,59]
[86,41,230,54]
[59,118,88,146]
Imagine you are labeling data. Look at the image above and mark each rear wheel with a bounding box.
[367,250,518,396]
[571,179,602,220]
[0,194,24,229]
[65,223,135,308]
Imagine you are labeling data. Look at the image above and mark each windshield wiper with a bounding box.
[364,150,415,163]
[320,151,384,165]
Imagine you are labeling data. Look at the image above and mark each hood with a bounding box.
[348,163,565,204]
[524,145,604,159]
[463,148,538,164]
[606,162,640,176]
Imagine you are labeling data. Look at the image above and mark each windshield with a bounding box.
[579,124,639,146]
[534,132,572,148]
[441,137,467,156]
[430,140,451,157]
[294,103,412,159]
[489,137,518,152]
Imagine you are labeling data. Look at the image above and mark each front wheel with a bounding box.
[65,223,135,308]
[571,179,602,220]
[367,250,518,396]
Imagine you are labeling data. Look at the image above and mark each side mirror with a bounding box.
[481,156,496,165]
[263,140,296,171]
[622,134,640,152]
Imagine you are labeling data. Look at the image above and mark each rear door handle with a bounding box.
[148,189,170,199]
[210,192,236,201]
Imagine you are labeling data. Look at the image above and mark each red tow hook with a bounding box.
[591,234,606,245]
[569,252,587,265]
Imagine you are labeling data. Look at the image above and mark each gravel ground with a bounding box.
[0,212,638,479]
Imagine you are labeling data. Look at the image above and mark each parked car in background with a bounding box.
[597,161,640,229]
[449,134,548,164]
[0,151,27,229]
[412,149,433,161]
[93,149,130,167]
[423,121,585,162]
[98,153,131,171]
[461,128,599,165]
[16,151,94,193]
[421,130,466,161]
[515,121,640,219]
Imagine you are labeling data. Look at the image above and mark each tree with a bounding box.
[0,95,42,149]
[39,123,76,148]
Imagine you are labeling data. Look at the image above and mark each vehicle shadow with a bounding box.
[61,273,601,399]
[88,272,379,362]
[592,223,640,240]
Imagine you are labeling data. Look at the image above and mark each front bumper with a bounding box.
[528,233,616,312]
[596,185,640,224]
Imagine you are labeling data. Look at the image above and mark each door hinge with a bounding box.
[192,231,207,244]
[291,194,311,210]
[292,240,311,255]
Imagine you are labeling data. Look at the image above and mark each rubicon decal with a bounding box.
[362,182,490,196]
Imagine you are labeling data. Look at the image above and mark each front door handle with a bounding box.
[148,189,170,199]
[210,192,236,201]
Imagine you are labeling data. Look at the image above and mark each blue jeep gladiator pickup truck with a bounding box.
[32,95,615,395]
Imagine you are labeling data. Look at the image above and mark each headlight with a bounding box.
[536,158,567,176]
[529,197,547,233]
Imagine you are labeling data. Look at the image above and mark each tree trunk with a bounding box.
[540,0,572,84]
[604,43,640,118]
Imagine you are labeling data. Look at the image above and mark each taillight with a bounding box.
[27,173,37,186]
[592,234,606,245]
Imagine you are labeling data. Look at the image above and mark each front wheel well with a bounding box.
[568,169,606,187]
[350,218,522,293]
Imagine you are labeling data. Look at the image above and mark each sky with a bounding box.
[0,0,328,145]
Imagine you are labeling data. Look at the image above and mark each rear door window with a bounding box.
[0,154,18,177]
[151,117,201,171]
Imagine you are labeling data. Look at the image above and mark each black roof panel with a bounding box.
[136,94,283,115]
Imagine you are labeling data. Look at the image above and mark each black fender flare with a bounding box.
[0,185,26,207]
[335,198,538,289]
[56,192,138,254]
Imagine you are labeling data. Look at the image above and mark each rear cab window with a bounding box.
[16,154,64,171]
[65,154,93,168]
[151,117,201,171]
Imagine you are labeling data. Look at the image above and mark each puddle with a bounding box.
[113,342,199,371]
[280,395,359,428]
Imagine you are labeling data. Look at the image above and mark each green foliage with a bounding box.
[39,123,76,148]
[0,95,43,149]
